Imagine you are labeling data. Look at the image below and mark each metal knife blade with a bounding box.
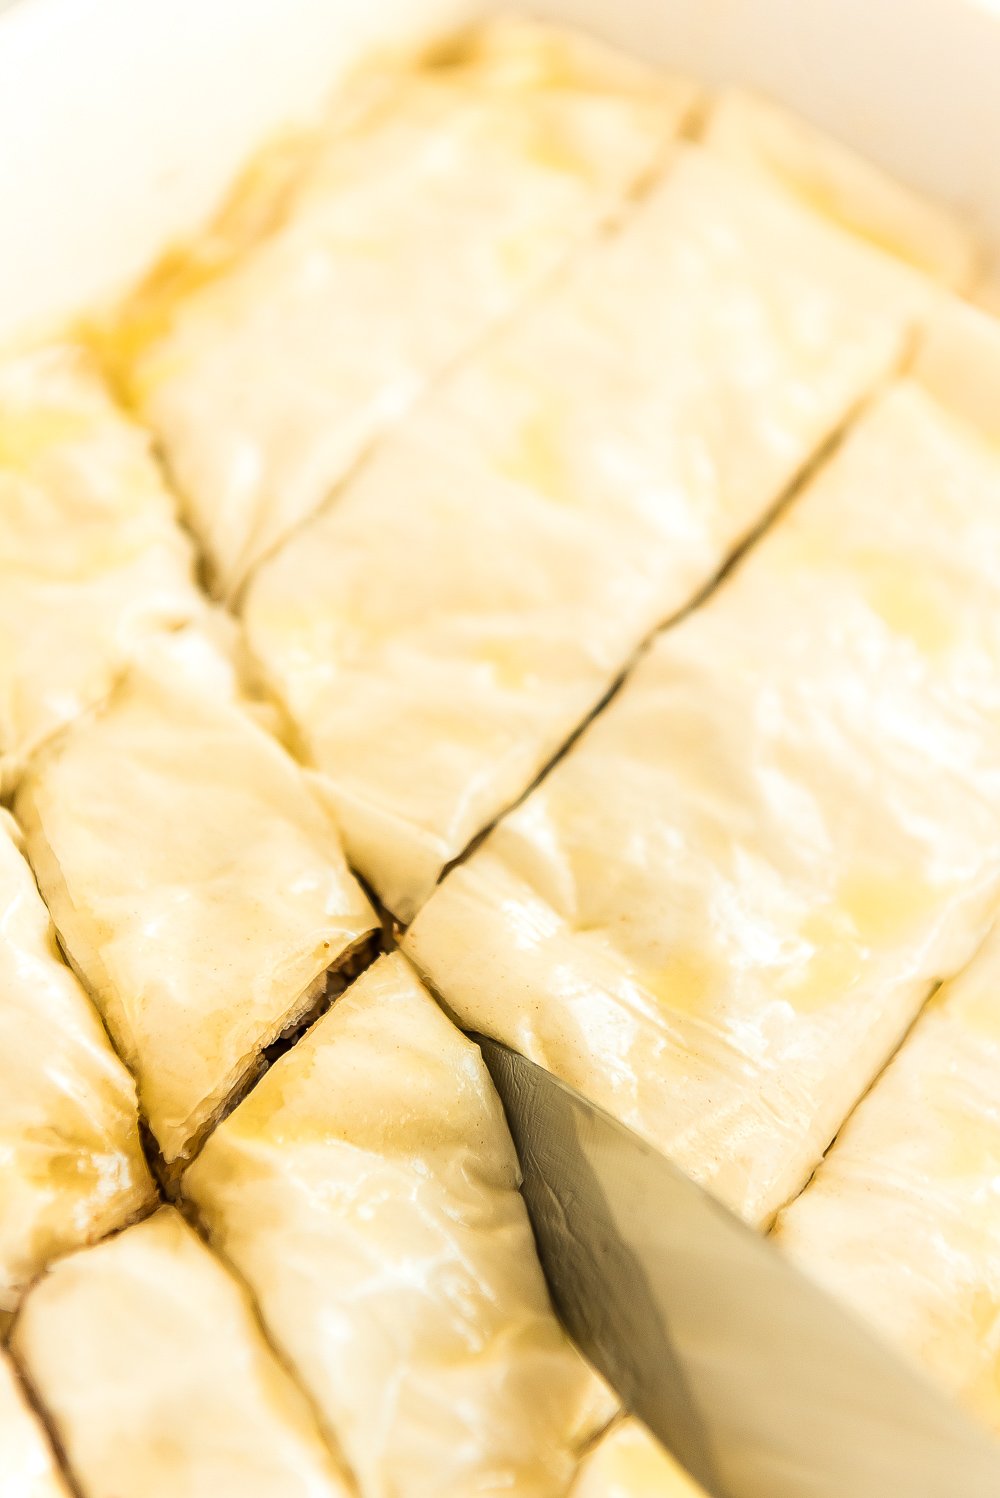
[474,1034,1000,1498]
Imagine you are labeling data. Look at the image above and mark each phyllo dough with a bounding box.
[570,1421,707,1498]
[123,16,695,597]
[774,917,1000,1436]
[701,90,977,288]
[0,1348,70,1498]
[184,952,614,1498]
[242,136,949,922]
[406,299,1000,1228]
[14,634,376,1174]
[0,344,203,782]
[11,1207,351,1498]
[0,811,154,1322]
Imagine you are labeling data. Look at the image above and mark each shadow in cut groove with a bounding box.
[177,1173,359,1488]
[8,1324,101,1498]
[424,361,908,917]
[158,926,385,1198]
[765,971,946,1233]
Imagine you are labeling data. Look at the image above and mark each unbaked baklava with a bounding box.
[243,119,961,919]
[0,344,203,787]
[407,299,1000,1227]
[2,13,1000,1496]
[0,810,153,1322]
[185,953,615,1498]
[0,1346,71,1498]
[14,632,376,1174]
[12,1206,352,1498]
[120,18,695,598]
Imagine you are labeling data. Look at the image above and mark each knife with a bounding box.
[474,1034,1000,1498]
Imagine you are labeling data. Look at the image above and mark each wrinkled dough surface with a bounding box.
[407,366,1000,1227]
[246,144,934,919]
[186,953,614,1498]
[775,918,1000,1435]
[15,636,374,1168]
[0,811,153,1317]
[12,1208,350,1498]
[134,17,695,596]
[0,1348,71,1498]
[0,344,203,781]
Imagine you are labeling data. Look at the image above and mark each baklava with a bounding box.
[14,632,376,1174]
[243,114,961,919]
[775,917,1000,1436]
[2,13,999,1494]
[0,344,203,786]
[12,1207,352,1498]
[121,17,695,597]
[0,810,153,1321]
[0,1347,70,1498]
[407,299,1000,1227]
[185,952,615,1498]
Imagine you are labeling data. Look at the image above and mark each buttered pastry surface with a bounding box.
[2,13,999,1498]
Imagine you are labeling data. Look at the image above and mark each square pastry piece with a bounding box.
[570,1420,707,1498]
[12,1207,351,1498]
[0,344,203,783]
[185,953,614,1498]
[243,119,966,921]
[14,634,376,1175]
[774,917,1000,1437]
[0,810,154,1323]
[406,301,1000,1228]
[0,1347,70,1498]
[123,17,695,596]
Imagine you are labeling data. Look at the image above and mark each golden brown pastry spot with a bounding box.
[856,549,957,655]
[0,406,92,471]
[929,1104,1000,1181]
[837,867,945,946]
[779,910,863,1014]
[635,947,720,1018]
[497,397,570,502]
[938,1290,1000,1429]
[83,124,324,397]
[520,114,595,181]
[475,637,541,691]
[939,972,1000,1038]
[216,1067,311,1149]
[781,870,944,1012]
[497,227,552,281]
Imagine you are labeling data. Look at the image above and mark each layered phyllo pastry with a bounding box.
[702,89,977,286]
[11,1207,352,1498]
[14,632,376,1175]
[775,915,1000,1436]
[116,18,696,597]
[0,810,153,1322]
[185,953,615,1498]
[0,12,998,1493]
[243,113,965,920]
[0,344,203,786]
[0,1347,71,1498]
[407,300,1000,1227]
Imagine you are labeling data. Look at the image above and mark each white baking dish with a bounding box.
[1,0,999,351]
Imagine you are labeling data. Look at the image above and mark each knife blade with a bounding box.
[474,1034,1000,1498]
